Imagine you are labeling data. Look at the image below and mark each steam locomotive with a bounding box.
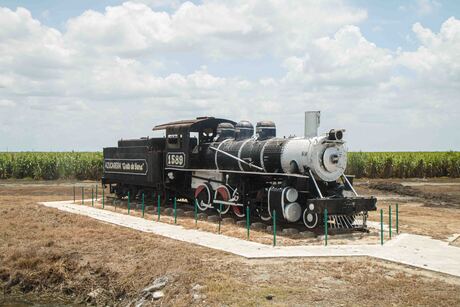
[102,116,376,229]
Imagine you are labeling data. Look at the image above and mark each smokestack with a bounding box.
[304,111,320,138]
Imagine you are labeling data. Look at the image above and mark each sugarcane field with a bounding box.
[1,1,460,307]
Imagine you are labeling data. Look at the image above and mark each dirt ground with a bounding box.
[1,180,460,306]
[355,179,460,240]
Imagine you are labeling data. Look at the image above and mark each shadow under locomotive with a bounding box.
[102,116,377,231]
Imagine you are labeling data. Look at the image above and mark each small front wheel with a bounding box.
[303,210,319,229]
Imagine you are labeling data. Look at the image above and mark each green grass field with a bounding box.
[0,151,459,180]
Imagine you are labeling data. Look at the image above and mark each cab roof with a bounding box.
[152,116,236,132]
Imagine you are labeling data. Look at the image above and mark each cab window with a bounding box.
[200,128,215,143]
[167,134,182,149]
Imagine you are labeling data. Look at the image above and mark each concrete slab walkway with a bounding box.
[39,200,460,278]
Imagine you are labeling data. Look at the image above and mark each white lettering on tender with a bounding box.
[105,160,145,172]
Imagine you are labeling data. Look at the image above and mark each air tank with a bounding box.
[256,121,276,140]
[215,122,235,141]
[235,120,254,140]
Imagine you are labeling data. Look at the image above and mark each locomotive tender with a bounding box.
[102,115,376,229]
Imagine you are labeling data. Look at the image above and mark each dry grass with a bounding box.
[203,258,460,307]
[0,180,459,306]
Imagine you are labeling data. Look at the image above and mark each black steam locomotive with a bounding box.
[102,116,376,229]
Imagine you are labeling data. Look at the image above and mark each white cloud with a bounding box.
[392,17,460,131]
[415,0,441,16]
[0,3,458,151]
[268,20,459,149]
[399,17,460,82]
[0,99,16,107]
[0,1,368,102]
[282,25,394,86]
[63,0,367,58]
[132,0,185,9]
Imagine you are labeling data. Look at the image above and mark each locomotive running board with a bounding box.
[213,199,244,207]
[165,167,311,179]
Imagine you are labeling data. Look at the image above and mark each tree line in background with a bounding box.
[0,151,459,180]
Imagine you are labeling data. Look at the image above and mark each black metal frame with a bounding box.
[306,197,377,215]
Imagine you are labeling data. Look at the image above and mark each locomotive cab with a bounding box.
[152,117,236,199]
[153,117,236,169]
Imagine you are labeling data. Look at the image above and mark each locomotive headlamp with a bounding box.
[328,129,345,141]
[323,147,344,173]
[330,154,339,164]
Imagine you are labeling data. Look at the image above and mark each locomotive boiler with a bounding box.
[102,114,376,230]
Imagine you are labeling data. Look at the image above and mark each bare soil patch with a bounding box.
[355,179,460,240]
[368,182,460,209]
[1,180,459,306]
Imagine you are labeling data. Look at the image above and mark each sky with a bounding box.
[0,0,459,151]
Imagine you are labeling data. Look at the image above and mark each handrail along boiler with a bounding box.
[102,116,376,229]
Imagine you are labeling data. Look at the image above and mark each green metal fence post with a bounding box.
[102,188,105,209]
[95,185,98,200]
[380,208,384,245]
[142,193,145,218]
[174,197,177,224]
[396,203,399,234]
[273,210,277,247]
[157,194,161,221]
[194,199,198,227]
[218,203,222,234]
[246,206,250,240]
[73,185,75,203]
[128,191,130,215]
[324,208,328,246]
[91,188,94,207]
[81,187,84,205]
[389,205,392,239]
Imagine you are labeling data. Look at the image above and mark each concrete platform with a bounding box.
[39,200,460,278]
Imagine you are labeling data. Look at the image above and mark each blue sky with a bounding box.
[352,0,459,47]
[0,0,459,151]
[2,0,457,47]
[2,0,458,77]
